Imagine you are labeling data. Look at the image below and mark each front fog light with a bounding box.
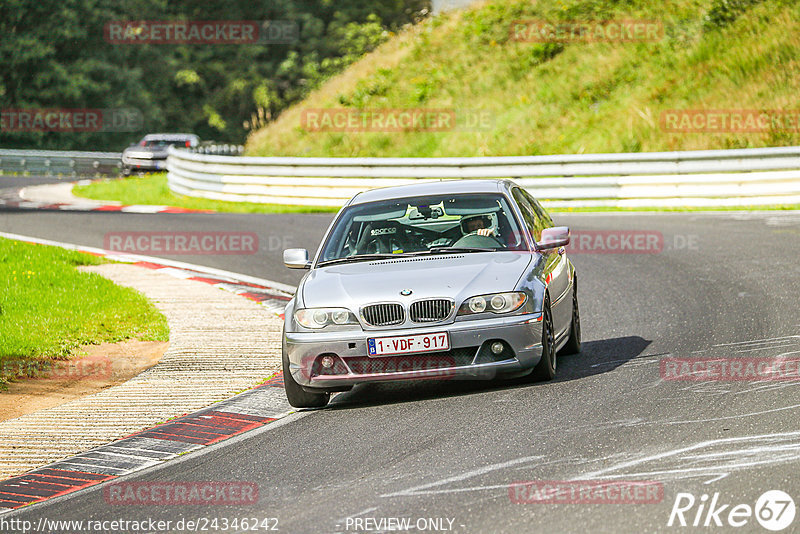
[320,355,335,369]
[469,297,487,313]
[491,342,504,355]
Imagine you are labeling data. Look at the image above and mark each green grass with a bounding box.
[0,238,169,387]
[548,203,800,213]
[72,172,800,213]
[77,0,800,214]
[73,174,339,214]
[247,0,800,158]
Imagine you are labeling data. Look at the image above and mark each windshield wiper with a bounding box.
[318,248,495,265]
[317,253,398,266]
[418,246,496,254]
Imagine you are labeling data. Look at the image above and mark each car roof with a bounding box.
[349,179,517,205]
[142,133,199,141]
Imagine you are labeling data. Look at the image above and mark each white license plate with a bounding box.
[367,332,449,357]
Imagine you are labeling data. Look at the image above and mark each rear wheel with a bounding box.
[530,295,556,381]
[559,276,581,355]
[282,343,329,408]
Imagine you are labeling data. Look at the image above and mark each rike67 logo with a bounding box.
[668,490,796,531]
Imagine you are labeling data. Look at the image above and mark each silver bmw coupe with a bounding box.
[281,179,580,407]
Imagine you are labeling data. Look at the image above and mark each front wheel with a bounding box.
[282,344,329,408]
[529,295,556,381]
[559,276,581,355]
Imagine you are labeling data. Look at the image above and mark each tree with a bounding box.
[0,0,430,150]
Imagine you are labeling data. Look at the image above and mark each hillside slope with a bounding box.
[246,0,800,157]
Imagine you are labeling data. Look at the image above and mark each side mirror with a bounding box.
[284,248,311,269]
[537,226,570,251]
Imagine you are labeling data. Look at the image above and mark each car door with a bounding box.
[513,188,572,339]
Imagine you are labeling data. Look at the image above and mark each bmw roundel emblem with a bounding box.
[400,289,412,296]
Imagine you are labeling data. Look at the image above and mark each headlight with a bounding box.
[295,308,358,329]
[458,292,527,316]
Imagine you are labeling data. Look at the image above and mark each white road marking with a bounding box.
[679,443,800,462]
[662,402,800,425]
[383,482,513,497]
[120,205,169,213]
[580,431,800,482]
[732,343,800,353]
[703,473,729,484]
[380,456,541,498]
[731,382,800,395]
[712,335,800,348]
[774,349,800,357]
[590,356,662,368]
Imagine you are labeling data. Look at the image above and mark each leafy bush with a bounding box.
[703,0,764,30]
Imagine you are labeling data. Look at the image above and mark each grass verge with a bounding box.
[247,0,800,157]
[72,173,800,213]
[0,238,169,387]
[73,173,339,214]
[548,204,800,213]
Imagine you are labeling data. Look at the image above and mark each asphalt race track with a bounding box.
[3,179,800,532]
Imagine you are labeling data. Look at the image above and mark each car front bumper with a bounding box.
[284,313,544,390]
[122,156,166,171]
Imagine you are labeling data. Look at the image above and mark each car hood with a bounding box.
[300,252,533,308]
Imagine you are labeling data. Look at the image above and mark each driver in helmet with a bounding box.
[462,214,496,237]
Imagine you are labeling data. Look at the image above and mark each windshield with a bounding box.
[140,139,193,148]
[318,193,526,264]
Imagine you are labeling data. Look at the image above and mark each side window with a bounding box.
[512,188,544,241]
[512,191,536,234]
[524,191,554,228]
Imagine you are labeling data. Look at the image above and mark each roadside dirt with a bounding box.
[0,340,168,422]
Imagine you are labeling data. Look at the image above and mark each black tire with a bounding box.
[282,344,330,408]
[559,276,581,355]
[122,166,131,177]
[530,295,557,381]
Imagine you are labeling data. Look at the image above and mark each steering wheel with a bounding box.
[452,231,504,248]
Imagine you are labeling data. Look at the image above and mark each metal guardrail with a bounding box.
[164,145,800,207]
[0,149,122,177]
[194,144,244,156]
